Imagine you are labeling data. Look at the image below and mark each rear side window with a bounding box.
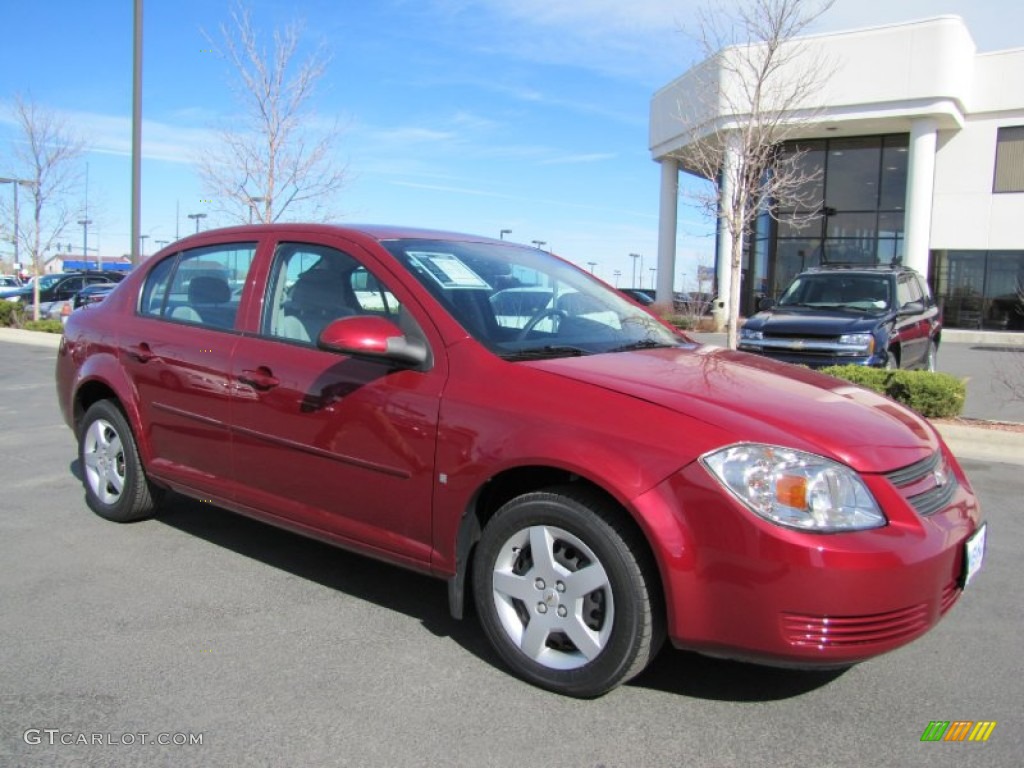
[139,243,256,330]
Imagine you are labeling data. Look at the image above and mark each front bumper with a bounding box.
[635,447,982,666]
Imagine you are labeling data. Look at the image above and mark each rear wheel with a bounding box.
[472,487,663,697]
[79,400,159,522]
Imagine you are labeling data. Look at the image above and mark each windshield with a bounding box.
[382,239,683,359]
[37,275,62,290]
[778,274,891,311]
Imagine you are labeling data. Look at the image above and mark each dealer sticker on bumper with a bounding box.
[962,523,987,588]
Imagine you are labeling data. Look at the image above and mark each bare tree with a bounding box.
[3,94,84,320]
[674,0,835,348]
[198,3,347,225]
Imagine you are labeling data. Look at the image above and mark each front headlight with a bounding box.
[838,332,874,353]
[740,328,763,341]
[701,444,885,532]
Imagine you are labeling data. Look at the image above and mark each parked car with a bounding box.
[739,265,941,369]
[618,288,655,306]
[0,274,22,289]
[72,281,118,310]
[56,225,984,697]
[12,271,125,319]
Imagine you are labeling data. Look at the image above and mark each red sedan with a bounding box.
[55,224,985,697]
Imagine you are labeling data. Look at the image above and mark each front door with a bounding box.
[230,240,445,566]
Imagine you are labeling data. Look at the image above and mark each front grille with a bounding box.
[781,604,930,648]
[885,452,957,517]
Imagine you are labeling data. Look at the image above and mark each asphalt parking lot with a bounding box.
[1,338,1021,768]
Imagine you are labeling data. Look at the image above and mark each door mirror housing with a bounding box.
[758,297,776,311]
[318,315,429,367]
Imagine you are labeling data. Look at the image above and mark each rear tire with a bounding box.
[79,400,159,522]
[472,486,663,697]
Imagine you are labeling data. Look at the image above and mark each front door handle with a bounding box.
[239,367,280,390]
[127,342,155,363]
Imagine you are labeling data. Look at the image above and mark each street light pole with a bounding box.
[613,270,621,287]
[649,267,656,291]
[139,234,149,257]
[0,177,34,272]
[78,219,93,268]
[247,196,265,224]
[629,253,641,288]
[531,240,546,251]
[500,229,511,240]
[587,261,597,274]
[187,213,207,233]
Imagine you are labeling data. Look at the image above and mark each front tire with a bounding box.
[79,400,159,522]
[472,487,663,697]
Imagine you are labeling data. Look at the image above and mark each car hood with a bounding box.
[744,308,888,335]
[527,345,938,473]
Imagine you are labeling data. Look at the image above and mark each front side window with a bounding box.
[382,239,682,359]
[262,243,404,344]
[138,243,255,330]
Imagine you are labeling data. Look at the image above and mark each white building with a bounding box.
[649,16,1024,329]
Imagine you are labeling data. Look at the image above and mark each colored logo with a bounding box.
[920,721,996,742]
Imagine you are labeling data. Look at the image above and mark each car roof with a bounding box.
[799,264,920,278]
[164,223,513,248]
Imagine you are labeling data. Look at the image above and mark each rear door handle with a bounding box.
[239,367,280,390]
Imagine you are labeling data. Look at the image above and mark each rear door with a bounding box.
[121,242,257,499]
[229,237,446,566]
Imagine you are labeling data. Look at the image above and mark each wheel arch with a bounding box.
[446,465,664,623]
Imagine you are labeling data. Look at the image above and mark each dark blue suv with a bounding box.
[739,265,941,370]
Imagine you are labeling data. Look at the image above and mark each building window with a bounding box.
[932,250,1024,330]
[993,126,1024,193]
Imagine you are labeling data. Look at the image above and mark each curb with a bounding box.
[3,327,1022,465]
[0,327,62,348]
[932,422,1024,467]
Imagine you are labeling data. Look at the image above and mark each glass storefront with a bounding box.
[932,250,1024,330]
[723,132,1022,330]
[737,134,909,315]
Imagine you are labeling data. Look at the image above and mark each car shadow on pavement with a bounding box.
[630,646,847,701]
[150,491,498,654]
[78,473,847,703]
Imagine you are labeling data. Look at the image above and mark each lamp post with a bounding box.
[629,253,641,288]
[187,213,207,233]
[138,234,149,257]
[613,270,621,287]
[531,240,546,251]
[649,267,656,291]
[499,229,512,240]
[0,177,35,272]
[247,196,265,224]
[78,219,94,269]
[587,261,597,274]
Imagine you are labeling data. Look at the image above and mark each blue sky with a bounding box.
[1,0,1021,289]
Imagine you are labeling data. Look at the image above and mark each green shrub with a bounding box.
[819,365,966,419]
[667,314,694,330]
[21,319,64,334]
[0,300,24,328]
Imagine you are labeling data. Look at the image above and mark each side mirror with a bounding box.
[758,297,776,311]
[318,316,429,367]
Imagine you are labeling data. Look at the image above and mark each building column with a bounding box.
[904,118,938,276]
[656,157,679,307]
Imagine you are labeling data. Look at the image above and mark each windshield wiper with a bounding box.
[607,339,677,353]
[500,345,591,361]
